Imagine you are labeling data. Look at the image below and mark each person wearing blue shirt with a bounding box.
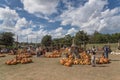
[103,45,109,59]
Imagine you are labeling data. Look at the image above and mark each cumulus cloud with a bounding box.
[0,7,67,42]
[0,7,19,31]
[15,18,29,31]
[67,28,78,35]
[49,27,66,38]
[0,7,34,42]
[60,0,120,34]
[0,7,31,34]
[23,27,66,42]
[1,0,120,43]
[21,0,59,16]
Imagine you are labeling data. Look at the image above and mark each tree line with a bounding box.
[0,32,14,47]
[0,31,120,48]
[41,31,120,47]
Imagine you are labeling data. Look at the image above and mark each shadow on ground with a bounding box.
[110,59,120,61]
[97,65,109,67]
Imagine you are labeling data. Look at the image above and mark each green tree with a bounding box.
[41,35,52,47]
[64,34,73,47]
[90,31,107,43]
[111,33,120,43]
[1,32,14,47]
[52,38,60,47]
[104,34,112,43]
[52,35,73,47]
[74,30,89,48]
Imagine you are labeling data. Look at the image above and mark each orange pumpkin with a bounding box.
[73,60,79,65]
[64,62,72,67]
[103,58,109,63]
[60,59,65,65]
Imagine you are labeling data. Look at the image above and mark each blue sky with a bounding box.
[0,0,120,43]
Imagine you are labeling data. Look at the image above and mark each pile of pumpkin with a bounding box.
[0,54,6,57]
[96,56,110,64]
[45,50,61,58]
[8,49,36,55]
[60,52,91,67]
[16,53,32,58]
[60,52,110,67]
[8,53,15,55]
[5,53,32,65]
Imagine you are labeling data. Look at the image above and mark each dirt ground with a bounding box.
[0,54,120,80]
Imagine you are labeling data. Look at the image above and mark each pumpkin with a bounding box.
[64,62,72,67]
[69,55,73,58]
[5,61,11,65]
[21,60,25,64]
[73,60,79,65]
[68,59,73,64]
[99,58,104,64]
[28,59,32,63]
[0,54,6,57]
[103,58,109,63]
[95,58,100,64]
[60,59,65,65]
[11,61,17,65]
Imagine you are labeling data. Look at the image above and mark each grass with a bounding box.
[0,53,120,80]
[86,43,118,50]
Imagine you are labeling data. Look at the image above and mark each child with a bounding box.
[91,51,96,67]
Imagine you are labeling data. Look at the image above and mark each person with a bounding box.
[70,46,79,59]
[27,46,32,54]
[39,47,43,56]
[9,49,13,54]
[36,46,40,57]
[13,48,17,55]
[86,48,91,54]
[65,47,69,58]
[103,45,109,59]
[91,51,96,67]
[42,48,46,56]
[91,46,97,53]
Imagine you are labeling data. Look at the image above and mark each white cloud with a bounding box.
[0,7,19,31]
[55,27,63,32]
[60,0,120,34]
[21,28,33,35]
[48,19,55,23]
[15,18,29,31]
[0,8,32,36]
[37,29,47,36]
[61,0,108,25]
[0,7,18,20]
[15,7,23,11]
[21,0,59,16]
[0,7,48,43]
[27,27,67,42]
[39,25,44,29]
[0,7,34,42]
[1,0,120,43]
[67,28,77,35]
[49,27,66,38]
